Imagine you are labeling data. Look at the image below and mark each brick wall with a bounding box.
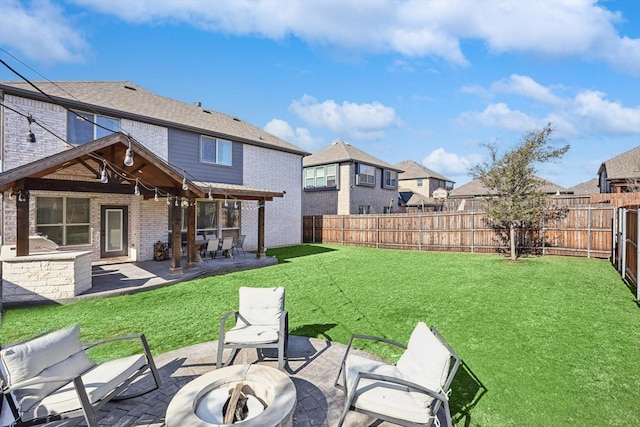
[243,145,303,249]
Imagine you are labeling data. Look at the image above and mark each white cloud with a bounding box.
[491,74,564,106]
[264,118,322,151]
[571,90,640,135]
[66,0,639,74]
[289,94,398,140]
[459,103,539,132]
[422,148,482,175]
[0,0,87,63]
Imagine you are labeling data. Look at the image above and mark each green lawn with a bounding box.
[1,244,639,426]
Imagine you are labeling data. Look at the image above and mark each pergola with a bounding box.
[0,132,283,274]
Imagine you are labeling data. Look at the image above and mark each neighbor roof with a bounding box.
[598,146,640,180]
[0,81,308,156]
[567,178,599,195]
[450,177,567,197]
[394,160,453,183]
[303,140,401,171]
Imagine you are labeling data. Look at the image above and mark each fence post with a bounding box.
[419,214,423,251]
[541,208,546,256]
[587,205,592,258]
[621,208,627,279]
[471,212,475,253]
[637,210,640,301]
[312,216,316,243]
[377,215,380,249]
[612,207,618,265]
[341,215,345,245]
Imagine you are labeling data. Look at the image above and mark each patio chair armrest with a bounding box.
[82,333,144,350]
[334,334,407,389]
[219,310,239,336]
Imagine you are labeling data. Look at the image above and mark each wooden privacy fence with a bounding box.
[613,208,639,298]
[304,205,614,259]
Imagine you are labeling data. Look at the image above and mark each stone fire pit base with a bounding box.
[165,364,296,427]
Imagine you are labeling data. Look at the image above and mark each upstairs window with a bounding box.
[417,178,423,187]
[67,111,119,145]
[383,170,398,189]
[356,164,376,186]
[304,164,337,189]
[201,136,232,166]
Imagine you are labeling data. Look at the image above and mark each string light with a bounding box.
[166,194,171,205]
[100,161,108,184]
[208,187,213,200]
[182,172,188,191]
[134,178,140,196]
[175,197,179,206]
[17,190,26,202]
[123,137,134,167]
[26,114,36,143]
[8,189,13,200]
[154,188,159,202]
[233,200,238,209]
[223,194,228,208]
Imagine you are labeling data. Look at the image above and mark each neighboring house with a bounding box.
[394,160,454,197]
[0,81,307,264]
[568,178,599,195]
[597,146,640,193]
[302,140,402,215]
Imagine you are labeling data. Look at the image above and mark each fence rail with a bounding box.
[303,206,614,259]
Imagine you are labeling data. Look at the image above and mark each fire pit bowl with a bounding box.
[165,364,296,427]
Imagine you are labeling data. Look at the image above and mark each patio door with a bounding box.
[100,206,128,258]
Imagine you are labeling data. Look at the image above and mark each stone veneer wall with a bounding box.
[2,251,92,303]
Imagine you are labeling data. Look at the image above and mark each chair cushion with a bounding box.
[225,325,280,344]
[396,322,451,408]
[0,326,84,385]
[22,354,146,422]
[237,287,284,327]
[345,354,433,424]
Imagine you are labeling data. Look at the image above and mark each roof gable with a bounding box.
[394,160,453,182]
[303,140,401,171]
[599,146,640,180]
[450,176,567,197]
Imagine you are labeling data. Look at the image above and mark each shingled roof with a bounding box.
[567,178,599,195]
[303,140,401,171]
[450,177,567,197]
[0,81,307,156]
[394,160,453,182]
[598,146,640,180]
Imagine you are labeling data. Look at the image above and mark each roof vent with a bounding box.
[233,117,241,122]
[202,109,211,114]
[194,101,202,107]
[124,84,137,91]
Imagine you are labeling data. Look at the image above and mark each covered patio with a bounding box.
[0,132,283,303]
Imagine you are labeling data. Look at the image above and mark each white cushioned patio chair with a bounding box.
[0,325,161,427]
[217,287,288,370]
[334,322,460,427]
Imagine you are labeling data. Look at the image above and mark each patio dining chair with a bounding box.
[217,287,288,370]
[213,237,234,259]
[203,238,220,260]
[232,234,246,256]
[334,322,460,427]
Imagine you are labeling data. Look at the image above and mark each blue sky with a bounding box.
[1,0,639,188]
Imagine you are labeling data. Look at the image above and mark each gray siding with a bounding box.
[168,128,243,184]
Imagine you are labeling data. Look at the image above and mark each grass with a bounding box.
[2,244,639,426]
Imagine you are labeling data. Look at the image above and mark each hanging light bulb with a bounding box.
[26,115,36,144]
[181,172,189,191]
[223,195,228,208]
[8,189,13,200]
[18,191,24,202]
[154,189,159,202]
[208,187,213,201]
[166,194,171,205]
[123,147,134,167]
[175,197,179,206]
[100,161,108,184]
[134,179,140,196]
[233,200,238,209]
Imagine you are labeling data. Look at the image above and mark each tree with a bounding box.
[469,124,569,260]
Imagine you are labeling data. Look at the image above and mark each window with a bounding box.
[168,200,241,237]
[358,205,371,214]
[201,136,232,166]
[383,206,393,214]
[356,164,376,186]
[445,181,454,191]
[36,197,90,245]
[304,164,337,189]
[383,170,398,189]
[67,111,119,145]
[417,178,423,187]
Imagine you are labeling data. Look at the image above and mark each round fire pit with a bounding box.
[165,364,296,427]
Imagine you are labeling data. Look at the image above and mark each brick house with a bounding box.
[0,81,307,265]
[393,160,454,212]
[302,141,402,215]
